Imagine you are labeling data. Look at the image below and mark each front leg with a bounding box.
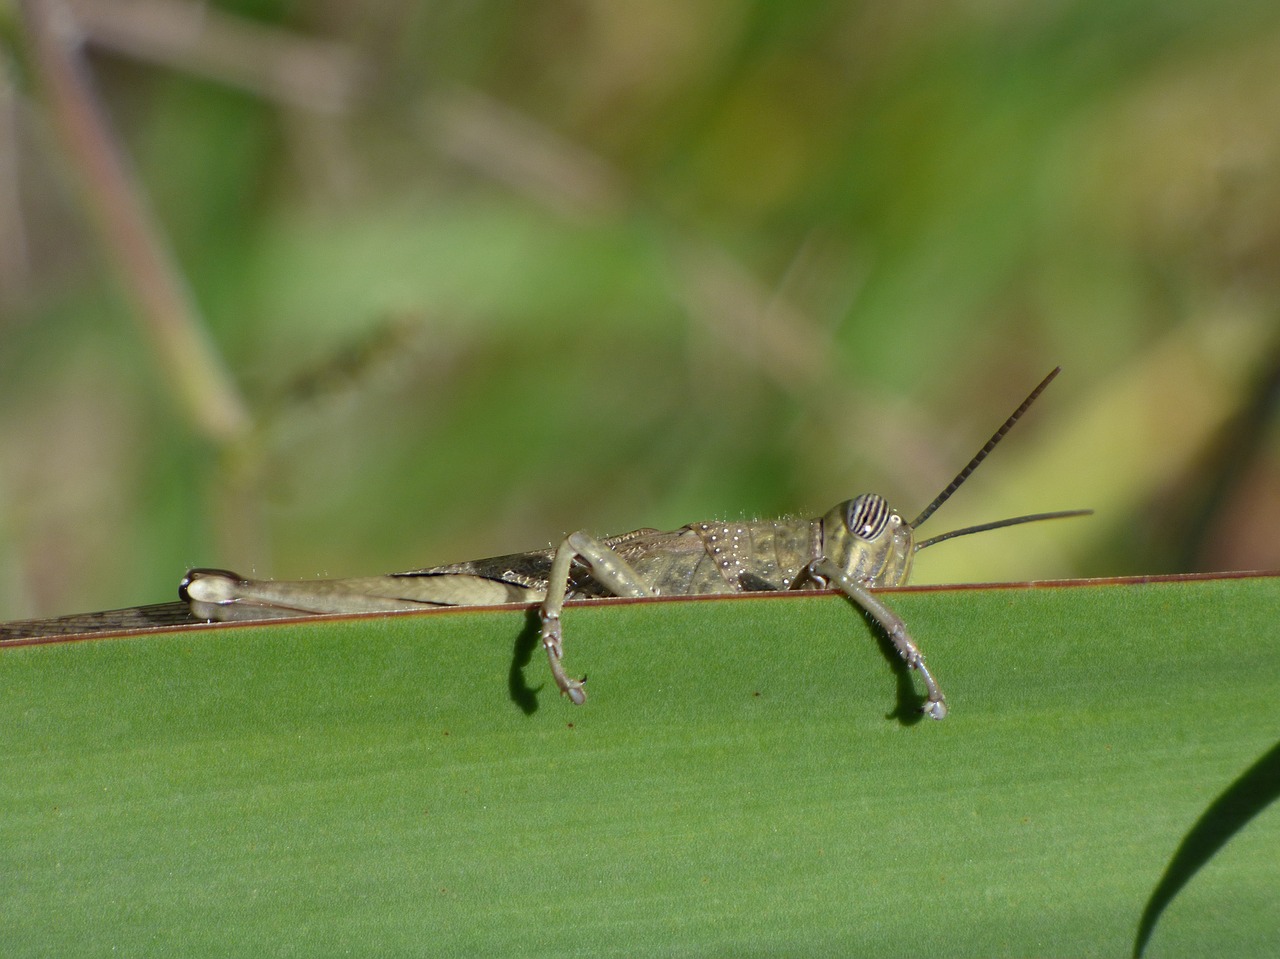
[807,558,948,720]
[539,530,654,704]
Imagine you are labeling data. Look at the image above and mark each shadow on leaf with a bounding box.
[854,605,926,726]
[1133,738,1280,957]
[508,607,542,715]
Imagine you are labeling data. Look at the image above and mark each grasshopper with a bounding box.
[180,368,1087,719]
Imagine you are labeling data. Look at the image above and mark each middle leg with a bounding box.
[539,530,654,704]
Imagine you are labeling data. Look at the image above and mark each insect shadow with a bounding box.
[508,607,543,715]
[855,606,929,725]
[506,597,929,723]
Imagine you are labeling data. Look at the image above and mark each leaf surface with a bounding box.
[3,575,1278,957]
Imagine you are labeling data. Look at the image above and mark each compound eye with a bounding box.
[846,495,890,540]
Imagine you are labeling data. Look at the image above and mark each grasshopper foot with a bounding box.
[540,608,587,705]
[911,656,947,720]
[563,677,587,706]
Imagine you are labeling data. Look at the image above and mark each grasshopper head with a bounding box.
[820,494,914,588]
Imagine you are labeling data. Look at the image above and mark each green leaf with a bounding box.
[4,575,1279,957]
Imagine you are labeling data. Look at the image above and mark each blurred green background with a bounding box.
[2,0,1279,619]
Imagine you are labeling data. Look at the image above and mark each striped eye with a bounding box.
[846,495,890,540]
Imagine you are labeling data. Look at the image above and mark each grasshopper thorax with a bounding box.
[820,494,914,589]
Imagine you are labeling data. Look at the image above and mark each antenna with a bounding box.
[909,366,1062,531]
[915,509,1092,552]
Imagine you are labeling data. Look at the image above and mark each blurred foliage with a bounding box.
[2,0,1280,616]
